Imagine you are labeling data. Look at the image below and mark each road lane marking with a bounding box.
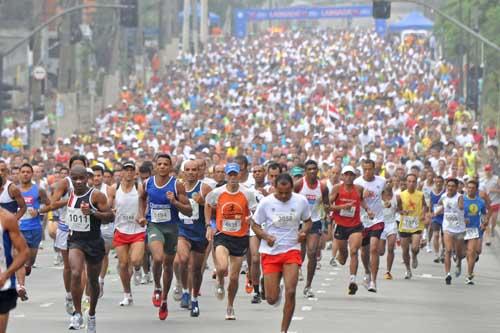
[329,272,338,275]
[317,290,326,294]
[325,278,334,281]
[301,306,312,311]
[40,302,54,308]
[308,297,319,301]
[13,313,25,318]
[321,283,330,286]
[292,316,304,321]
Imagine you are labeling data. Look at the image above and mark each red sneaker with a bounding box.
[152,289,161,307]
[158,301,168,320]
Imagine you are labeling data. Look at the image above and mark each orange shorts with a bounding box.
[261,249,302,275]
[112,229,146,248]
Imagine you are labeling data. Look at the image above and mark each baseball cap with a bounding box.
[465,143,472,148]
[224,163,240,175]
[342,165,356,174]
[290,166,305,177]
[484,164,492,172]
[122,160,136,169]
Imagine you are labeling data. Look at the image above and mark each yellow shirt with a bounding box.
[399,190,425,233]
[464,151,476,177]
[9,137,23,150]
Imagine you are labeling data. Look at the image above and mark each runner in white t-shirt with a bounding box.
[354,159,386,293]
[252,173,312,333]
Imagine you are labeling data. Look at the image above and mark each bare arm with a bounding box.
[321,180,330,214]
[49,179,69,211]
[0,210,29,286]
[172,182,193,216]
[9,185,26,221]
[38,188,51,214]
[89,191,115,223]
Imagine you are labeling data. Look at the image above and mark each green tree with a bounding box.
[435,0,500,124]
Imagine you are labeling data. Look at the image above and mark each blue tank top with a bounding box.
[430,190,444,225]
[19,184,42,231]
[464,194,486,229]
[178,181,206,241]
[0,181,19,214]
[0,219,15,291]
[145,176,181,225]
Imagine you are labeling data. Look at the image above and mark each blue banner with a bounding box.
[234,6,374,38]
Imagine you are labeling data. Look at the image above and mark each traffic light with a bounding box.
[0,83,15,110]
[120,0,138,28]
[373,1,391,19]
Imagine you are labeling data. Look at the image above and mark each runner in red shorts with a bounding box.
[252,173,312,333]
[109,161,146,306]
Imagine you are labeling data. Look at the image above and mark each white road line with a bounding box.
[308,297,319,301]
[328,272,338,275]
[292,316,304,321]
[40,302,54,308]
[12,313,25,318]
[321,283,330,287]
[301,306,312,311]
[325,278,334,281]
[419,274,441,279]
[317,290,326,294]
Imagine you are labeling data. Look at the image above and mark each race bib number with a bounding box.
[151,208,171,223]
[179,199,199,224]
[272,212,296,228]
[444,213,460,228]
[66,208,91,232]
[464,227,479,240]
[222,219,241,232]
[339,206,355,218]
[402,215,419,230]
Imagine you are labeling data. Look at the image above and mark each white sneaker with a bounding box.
[225,307,236,320]
[363,274,371,290]
[54,253,63,266]
[368,281,377,293]
[404,270,412,280]
[140,272,151,285]
[426,244,432,253]
[133,270,142,286]
[86,313,96,333]
[303,287,314,298]
[119,296,133,307]
[216,285,225,301]
[65,295,75,315]
[173,285,182,302]
[240,261,248,275]
[69,312,83,330]
[98,281,104,299]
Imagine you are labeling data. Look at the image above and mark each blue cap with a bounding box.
[225,163,240,175]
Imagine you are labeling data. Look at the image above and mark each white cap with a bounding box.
[342,165,356,174]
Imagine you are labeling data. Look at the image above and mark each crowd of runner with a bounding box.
[0,28,499,333]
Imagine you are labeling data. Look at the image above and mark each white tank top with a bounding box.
[442,193,465,233]
[298,178,323,222]
[115,183,144,235]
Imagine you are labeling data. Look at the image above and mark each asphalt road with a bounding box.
[9,235,500,333]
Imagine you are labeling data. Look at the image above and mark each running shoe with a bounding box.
[384,272,393,280]
[152,289,162,307]
[65,295,75,315]
[251,292,262,304]
[303,287,314,298]
[173,285,182,302]
[348,282,358,295]
[158,301,168,320]
[180,292,190,309]
[445,273,452,285]
[216,285,225,301]
[245,276,253,294]
[455,264,462,278]
[86,312,96,333]
[329,257,338,267]
[465,275,474,285]
[120,296,133,307]
[133,270,142,286]
[411,256,418,269]
[363,274,371,290]
[141,272,152,285]
[404,270,412,280]
[98,280,104,299]
[16,285,28,301]
[68,312,83,330]
[368,281,377,293]
[190,301,200,317]
[225,307,236,320]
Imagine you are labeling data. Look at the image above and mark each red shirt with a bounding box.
[333,184,362,227]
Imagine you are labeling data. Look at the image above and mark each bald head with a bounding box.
[184,160,198,182]
[70,165,87,177]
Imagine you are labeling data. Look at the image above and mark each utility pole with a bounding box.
[200,0,208,48]
[58,0,79,93]
[191,0,199,54]
[182,0,190,54]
